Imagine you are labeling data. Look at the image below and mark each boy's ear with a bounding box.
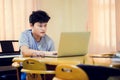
[30,23,33,27]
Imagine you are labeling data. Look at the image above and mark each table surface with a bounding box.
[12,53,120,68]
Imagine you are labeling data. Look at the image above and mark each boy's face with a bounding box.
[31,22,47,37]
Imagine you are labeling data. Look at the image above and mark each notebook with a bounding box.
[0,40,20,56]
[45,32,90,58]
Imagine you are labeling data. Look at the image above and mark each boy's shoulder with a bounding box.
[22,29,32,34]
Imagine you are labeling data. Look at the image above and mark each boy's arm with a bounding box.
[20,45,45,57]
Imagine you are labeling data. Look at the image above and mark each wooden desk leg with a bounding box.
[16,68,20,80]
[27,74,42,80]
[12,62,21,80]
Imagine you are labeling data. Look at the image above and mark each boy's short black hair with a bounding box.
[29,10,50,25]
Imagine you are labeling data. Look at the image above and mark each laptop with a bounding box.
[45,32,90,58]
[0,40,20,56]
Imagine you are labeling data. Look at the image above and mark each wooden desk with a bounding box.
[12,53,117,67]
[13,56,87,65]
[12,53,120,80]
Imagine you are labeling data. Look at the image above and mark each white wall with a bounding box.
[39,0,88,49]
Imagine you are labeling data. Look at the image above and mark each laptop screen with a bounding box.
[57,32,90,57]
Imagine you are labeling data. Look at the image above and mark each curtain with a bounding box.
[115,0,120,51]
[0,0,40,40]
[87,0,116,53]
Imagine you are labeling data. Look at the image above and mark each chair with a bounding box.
[53,64,89,80]
[77,64,120,80]
[21,58,55,80]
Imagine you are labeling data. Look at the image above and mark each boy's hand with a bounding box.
[36,51,45,57]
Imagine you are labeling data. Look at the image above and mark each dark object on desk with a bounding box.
[90,52,120,58]
[90,53,120,58]
[77,64,120,80]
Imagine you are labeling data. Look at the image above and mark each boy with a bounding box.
[19,10,55,57]
[19,10,56,80]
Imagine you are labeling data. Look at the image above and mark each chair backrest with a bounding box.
[22,58,46,71]
[22,59,55,80]
[53,64,89,80]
